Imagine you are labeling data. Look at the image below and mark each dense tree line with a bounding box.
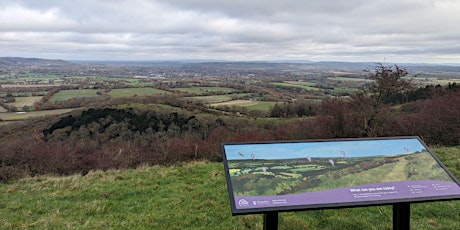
[268,83,460,118]
[385,82,459,104]
[40,87,60,103]
[270,101,317,118]
[43,108,211,142]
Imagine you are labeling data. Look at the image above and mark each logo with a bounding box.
[238,199,249,207]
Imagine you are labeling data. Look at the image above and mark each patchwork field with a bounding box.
[270,81,356,95]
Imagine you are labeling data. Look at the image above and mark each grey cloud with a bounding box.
[0,0,458,63]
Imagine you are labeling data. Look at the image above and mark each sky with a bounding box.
[224,138,427,160]
[1,0,459,63]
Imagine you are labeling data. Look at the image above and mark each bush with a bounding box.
[402,91,460,146]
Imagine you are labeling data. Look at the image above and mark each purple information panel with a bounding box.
[222,137,460,215]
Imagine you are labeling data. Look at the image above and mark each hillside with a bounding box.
[1,147,459,229]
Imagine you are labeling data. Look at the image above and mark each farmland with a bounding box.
[1,59,459,120]
[0,57,459,178]
[0,58,459,229]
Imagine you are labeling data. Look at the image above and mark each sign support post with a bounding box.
[263,211,278,230]
[393,203,410,230]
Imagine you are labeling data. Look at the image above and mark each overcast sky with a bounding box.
[1,0,459,63]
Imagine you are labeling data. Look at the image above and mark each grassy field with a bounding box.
[189,94,249,104]
[50,89,100,102]
[327,77,373,82]
[5,96,42,108]
[211,100,278,111]
[1,147,458,229]
[0,108,75,121]
[273,81,358,95]
[173,87,236,94]
[108,88,170,98]
[188,95,234,104]
[270,82,321,91]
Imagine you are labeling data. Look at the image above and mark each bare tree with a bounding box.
[351,63,412,137]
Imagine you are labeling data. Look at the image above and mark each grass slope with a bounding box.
[1,147,459,229]
[0,108,75,121]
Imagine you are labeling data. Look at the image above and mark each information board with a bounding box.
[222,137,460,215]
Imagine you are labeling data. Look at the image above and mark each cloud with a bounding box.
[0,0,459,63]
[0,5,75,31]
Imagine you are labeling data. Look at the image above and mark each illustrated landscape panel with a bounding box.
[222,137,460,214]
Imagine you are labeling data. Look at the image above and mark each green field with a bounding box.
[0,108,76,121]
[189,93,249,104]
[188,95,234,103]
[328,77,372,82]
[271,81,358,95]
[270,82,321,91]
[108,88,170,98]
[242,101,279,111]
[173,87,236,94]
[1,147,459,229]
[50,89,100,102]
[211,100,278,111]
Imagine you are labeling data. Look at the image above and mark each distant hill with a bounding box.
[0,57,77,68]
[2,57,460,76]
[76,59,460,71]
